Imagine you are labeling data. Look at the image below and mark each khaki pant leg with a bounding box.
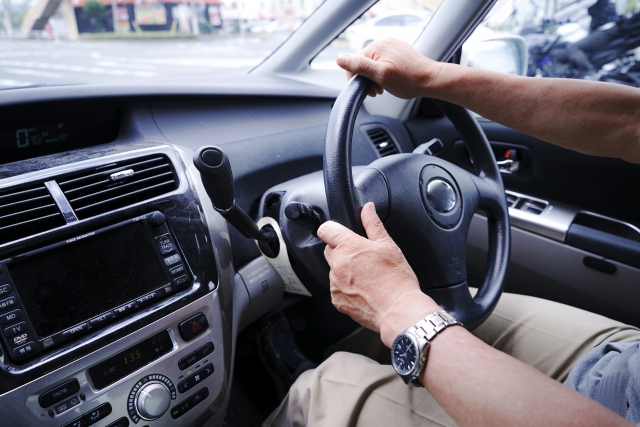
[264,292,640,427]
[263,352,456,427]
[471,292,640,381]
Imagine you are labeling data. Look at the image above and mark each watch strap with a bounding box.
[403,311,461,387]
[408,311,460,343]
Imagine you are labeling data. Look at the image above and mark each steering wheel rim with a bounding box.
[323,75,511,330]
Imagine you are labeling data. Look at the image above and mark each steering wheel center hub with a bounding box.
[426,179,456,213]
[419,165,462,229]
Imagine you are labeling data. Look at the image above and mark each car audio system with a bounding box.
[0,211,193,363]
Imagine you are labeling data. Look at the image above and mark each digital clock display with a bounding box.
[88,330,173,390]
[0,102,119,165]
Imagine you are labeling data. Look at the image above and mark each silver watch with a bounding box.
[391,310,461,387]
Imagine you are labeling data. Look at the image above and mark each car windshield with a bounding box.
[312,0,442,69]
[0,0,324,89]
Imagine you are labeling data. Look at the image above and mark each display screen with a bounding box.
[0,101,119,165]
[88,330,173,390]
[8,221,169,339]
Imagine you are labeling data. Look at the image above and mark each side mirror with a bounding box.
[461,36,528,76]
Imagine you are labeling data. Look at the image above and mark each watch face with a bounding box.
[392,334,419,376]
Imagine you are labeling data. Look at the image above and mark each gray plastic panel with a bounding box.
[236,257,284,331]
[467,214,640,326]
[151,98,333,148]
[0,73,338,108]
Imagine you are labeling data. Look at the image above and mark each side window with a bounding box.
[310,0,442,69]
[463,0,640,86]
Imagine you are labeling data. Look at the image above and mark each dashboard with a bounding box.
[0,76,396,427]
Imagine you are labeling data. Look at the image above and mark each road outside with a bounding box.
[0,34,297,89]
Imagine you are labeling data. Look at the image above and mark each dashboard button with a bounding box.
[179,313,208,342]
[173,274,190,288]
[62,322,89,338]
[0,309,23,325]
[89,312,114,327]
[136,289,162,306]
[178,351,198,370]
[39,378,80,408]
[54,395,81,415]
[170,387,209,419]
[62,417,87,427]
[12,340,36,358]
[156,234,176,255]
[105,417,129,427]
[113,301,137,317]
[3,321,28,338]
[164,254,181,266]
[169,264,185,276]
[196,342,214,360]
[169,264,184,276]
[83,403,112,426]
[177,363,214,393]
[0,296,17,312]
[189,386,209,406]
[0,284,11,296]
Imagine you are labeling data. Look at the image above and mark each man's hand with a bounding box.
[336,37,443,99]
[317,202,440,347]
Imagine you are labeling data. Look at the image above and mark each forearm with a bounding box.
[422,324,633,427]
[426,63,640,163]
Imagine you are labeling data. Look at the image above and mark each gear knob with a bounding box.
[193,147,234,211]
[193,146,280,257]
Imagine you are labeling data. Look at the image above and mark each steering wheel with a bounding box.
[324,76,510,330]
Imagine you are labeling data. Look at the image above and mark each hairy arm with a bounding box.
[318,202,633,427]
[336,38,640,163]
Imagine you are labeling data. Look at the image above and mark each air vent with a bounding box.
[366,128,399,157]
[0,184,65,246]
[58,155,178,220]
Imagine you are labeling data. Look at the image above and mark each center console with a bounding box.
[0,145,236,427]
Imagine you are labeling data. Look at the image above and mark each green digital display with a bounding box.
[14,123,68,149]
[0,102,120,165]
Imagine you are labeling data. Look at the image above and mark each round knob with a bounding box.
[135,382,171,420]
[148,212,166,228]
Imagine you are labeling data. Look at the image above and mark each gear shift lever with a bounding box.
[193,146,279,257]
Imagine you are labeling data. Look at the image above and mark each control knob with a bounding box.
[135,381,171,420]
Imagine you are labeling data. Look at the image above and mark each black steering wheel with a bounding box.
[324,76,510,330]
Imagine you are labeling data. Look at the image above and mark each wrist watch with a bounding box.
[391,310,461,387]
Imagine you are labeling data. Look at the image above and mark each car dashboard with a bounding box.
[0,76,397,427]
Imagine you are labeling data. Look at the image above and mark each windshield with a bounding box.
[0,0,323,89]
[312,0,443,69]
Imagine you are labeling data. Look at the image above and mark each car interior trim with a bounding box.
[43,180,78,224]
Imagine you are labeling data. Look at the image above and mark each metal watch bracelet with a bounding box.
[407,311,461,387]
[410,310,461,343]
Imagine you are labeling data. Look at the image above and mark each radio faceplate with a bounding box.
[0,211,193,363]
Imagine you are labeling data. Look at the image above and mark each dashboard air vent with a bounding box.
[58,155,178,220]
[367,128,398,157]
[0,184,65,246]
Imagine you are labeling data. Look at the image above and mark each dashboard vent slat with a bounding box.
[0,184,65,246]
[366,128,399,157]
[58,155,179,220]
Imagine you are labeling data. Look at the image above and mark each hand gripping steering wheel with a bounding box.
[324,76,511,330]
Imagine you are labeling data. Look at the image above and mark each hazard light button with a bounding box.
[179,313,209,342]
